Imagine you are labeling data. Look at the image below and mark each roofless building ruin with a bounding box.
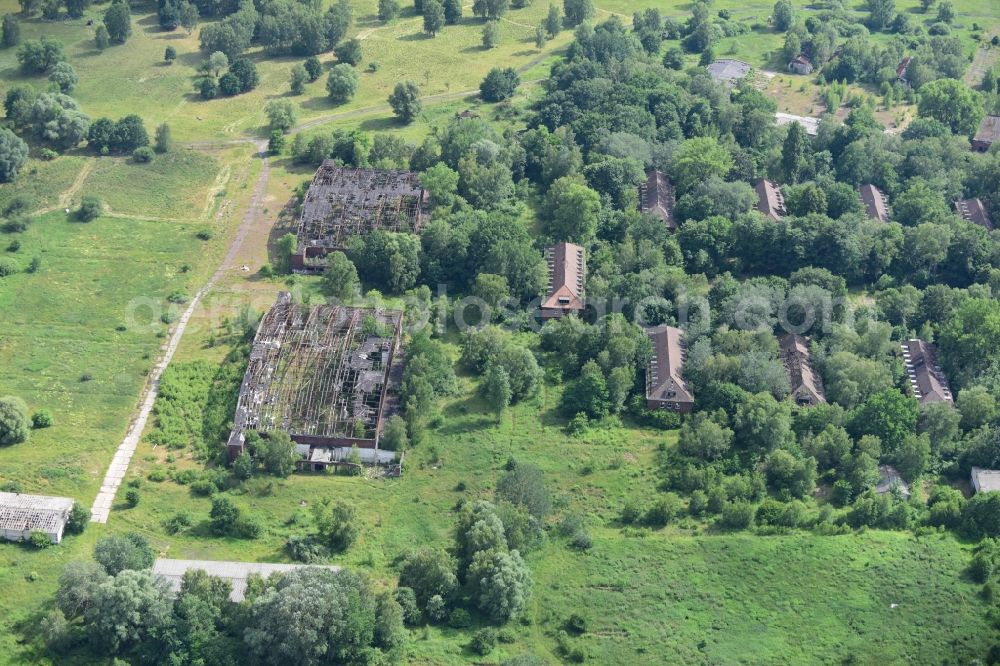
[227,293,404,473]
[291,162,427,272]
[0,492,75,544]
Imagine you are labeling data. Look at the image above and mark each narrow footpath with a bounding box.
[90,140,269,523]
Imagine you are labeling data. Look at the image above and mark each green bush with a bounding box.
[470,628,497,656]
[65,503,89,534]
[565,612,588,634]
[162,511,192,534]
[720,501,755,530]
[125,489,140,507]
[31,410,53,428]
[620,500,643,524]
[29,530,52,549]
[75,195,102,222]
[395,586,421,625]
[645,494,682,527]
[0,258,18,277]
[132,146,154,163]
[447,607,472,628]
[569,529,592,550]
[236,515,263,539]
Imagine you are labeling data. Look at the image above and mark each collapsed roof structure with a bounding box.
[896,56,913,85]
[775,113,819,137]
[0,492,74,544]
[639,170,677,231]
[876,465,911,498]
[706,59,752,86]
[291,162,426,272]
[754,179,786,221]
[540,242,585,319]
[226,293,404,471]
[779,334,825,407]
[859,184,890,222]
[900,338,953,406]
[645,325,694,413]
[788,54,814,75]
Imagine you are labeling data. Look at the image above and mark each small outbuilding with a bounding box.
[788,54,814,75]
[0,492,75,544]
[876,465,911,499]
[972,467,1000,494]
[152,559,342,602]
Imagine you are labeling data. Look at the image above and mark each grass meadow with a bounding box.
[50,361,992,664]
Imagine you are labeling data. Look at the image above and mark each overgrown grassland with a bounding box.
[81,149,221,220]
[54,360,984,664]
[532,530,989,664]
[0,210,207,498]
[0,156,86,213]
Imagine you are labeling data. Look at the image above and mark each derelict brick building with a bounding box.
[226,293,404,466]
[291,162,427,272]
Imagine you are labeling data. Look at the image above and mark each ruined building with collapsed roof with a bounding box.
[779,334,825,407]
[972,116,1000,152]
[226,293,404,473]
[639,170,677,231]
[0,492,75,544]
[291,162,427,272]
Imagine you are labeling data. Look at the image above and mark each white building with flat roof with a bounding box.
[152,559,342,602]
[972,467,1000,494]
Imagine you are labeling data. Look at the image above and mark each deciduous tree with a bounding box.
[388,80,421,123]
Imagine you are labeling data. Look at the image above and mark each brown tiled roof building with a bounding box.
[540,242,585,319]
[754,179,786,221]
[645,325,694,413]
[973,116,1000,152]
[900,339,953,406]
[859,184,890,222]
[639,170,677,231]
[779,334,825,407]
[954,198,994,231]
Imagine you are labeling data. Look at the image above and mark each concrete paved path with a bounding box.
[91,141,270,523]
